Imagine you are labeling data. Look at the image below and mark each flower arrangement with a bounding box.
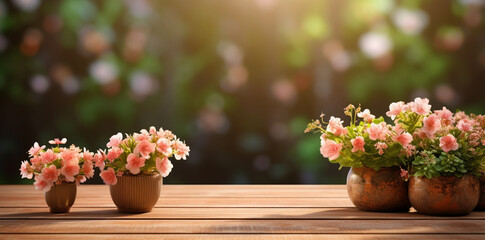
[305,104,415,171]
[97,127,190,185]
[19,138,95,192]
[391,100,485,178]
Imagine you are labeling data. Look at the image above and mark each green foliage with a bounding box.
[412,151,468,178]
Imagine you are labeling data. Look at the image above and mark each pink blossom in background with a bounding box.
[375,142,388,155]
[106,147,123,162]
[48,138,67,145]
[107,132,123,148]
[40,164,59,183]
[19,161,33,179]
[40,149,57,163]
[28,142,45,156]
[156,138,173,156]
[320,140,343,160]
[326,116,348,136]
[457,120,473,132]
[410,97,431,115]
[367,122,389,141]
[422,114,441,137]
[34,175,52,192]
[125,153,146,174]
[156,157,173,177]
[134,140,156,158]
[100,167,117,185]
[393,132,413,146]
[173,140,190,160]
[61,163,80,182]
[439,134,459,152]
[357,109,375,123]
[434,107,453,125]
[386,101,405,119]
[351,136,365,152]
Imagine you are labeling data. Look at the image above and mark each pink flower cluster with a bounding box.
[98,126,190,185]
[20,139,95,192]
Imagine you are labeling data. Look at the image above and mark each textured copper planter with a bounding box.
[346,166,410,212]
[109,173,162,213]
[474,173,485,211]
[409,175,480,216]
[45,182,77,214]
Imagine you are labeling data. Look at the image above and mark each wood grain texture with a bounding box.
[0,185,483,240]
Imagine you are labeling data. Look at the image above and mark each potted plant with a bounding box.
[305,104,414,212]
[20,138,95,213]
[399,103,485,215]
[97,126,190,213]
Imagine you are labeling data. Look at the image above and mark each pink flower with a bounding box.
[40,149,57,164]
[49,138,67,145]
[149,126,157,135]
[40,165,60,183]
[34,175,52,192]
[82,149,94,162]
[94,150,106,169]
[367,123,389,141]
[386,101,405,120]
[393,132,413,147]
[106,147,123,162]
[400,168,409,181]
[156,157,173,177]
[134,130,150,142]
[326,116,348,136]
[422,114,441,137]
[61,163,80,182]
[357,109,375,123]
[28,142,45,156]
[435,107,453,125]
[134,140,156,158]
[156,138,173,156]
[403,144,416,157]
[320,140,343,160]
[60,149,79,165]
[457,120,473,132]
[439,134,459,153]
[375,142,388,155]
[107,132,123,148]
[351,136,365,152]
[83,161,94,179]
[410,97,431,115]
[20,161,33,179]
[173,140,190,160]
[100,167,117,185]
[125,153,146,174]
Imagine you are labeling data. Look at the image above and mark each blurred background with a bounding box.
[1,0,485,184]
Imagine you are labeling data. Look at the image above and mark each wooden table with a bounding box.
[0,185,484,239]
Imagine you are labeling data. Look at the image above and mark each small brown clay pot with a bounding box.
[346,166,410,212]
[109,173,162,213]
[45,182,77,214]
[474,173,485,211]
[409,175,480,216]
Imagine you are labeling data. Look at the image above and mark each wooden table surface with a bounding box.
[0,185,484,239]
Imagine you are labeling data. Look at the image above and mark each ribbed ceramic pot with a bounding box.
[109,173,162,213]
[45,182,77,214]
[476,174,485,211]
[409,175,480,216]
[346,166,410,212]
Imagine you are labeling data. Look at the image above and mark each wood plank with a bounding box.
[0,197,354,208]
[0,185,349,198]
[0,234,484,240]
[0,207,484,220]
[1,219,484,234]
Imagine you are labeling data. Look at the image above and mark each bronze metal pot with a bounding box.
[45,182,77,214]
[409,175,480,216]
[346,166,410,212]
[109,173,162,213]
[474,174,485,211]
